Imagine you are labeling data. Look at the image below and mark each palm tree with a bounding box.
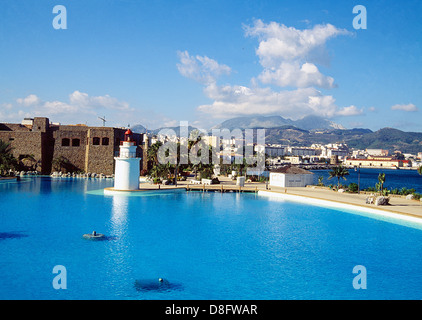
[0,139,17,176]
[147,141,163,166]
[189,138,214,181]
[20,154,37,171]
[52,156,70,172]
[377,173,386,195]
[328,165,350,189]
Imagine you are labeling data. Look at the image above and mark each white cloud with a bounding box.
[244,20,352,65]
[258,61,335,89]
[1,91,135,126]
[198,83,338,119]
[68,90,131,111]
[243,20,351,89]
[0,108,32,123]
[335,105,364,116]
[391,103,418,112]
[16,94,41,107]
[176,51,231,85]
[177,20,359,122]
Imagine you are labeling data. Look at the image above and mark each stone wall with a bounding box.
[1,118,148,175]
[0,130,45,172]
[85,127,117,175]
[52,126,88,172]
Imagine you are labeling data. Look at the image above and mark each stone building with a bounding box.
[0,117,147,175]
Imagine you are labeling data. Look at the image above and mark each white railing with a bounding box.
[119,151,137,158]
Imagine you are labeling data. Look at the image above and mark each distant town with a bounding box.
[1,117,421,177]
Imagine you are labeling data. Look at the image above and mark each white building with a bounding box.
[284,156,302,164]
[320,144,349,159]
[269,166,314,188]
[113,129,141,190]
[255,145,286,157]
[287,147,316,157]
[366,149,389,156]
[202,135,220,149]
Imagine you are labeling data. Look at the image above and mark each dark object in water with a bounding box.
[134,278,182,292]
[83,231,106,240]
[0,231,28,240]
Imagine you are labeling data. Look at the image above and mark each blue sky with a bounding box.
[0,0,421,131]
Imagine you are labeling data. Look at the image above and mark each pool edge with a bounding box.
[258,190,422,226]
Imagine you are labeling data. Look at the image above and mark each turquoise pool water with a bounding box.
[1,177,422,300]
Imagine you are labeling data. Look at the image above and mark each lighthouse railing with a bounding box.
[119,151,137,158]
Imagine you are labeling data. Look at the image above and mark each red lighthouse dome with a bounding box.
[124,128,134,142]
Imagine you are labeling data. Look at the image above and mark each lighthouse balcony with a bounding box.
[120,141,137,146]
[117,151,137,158]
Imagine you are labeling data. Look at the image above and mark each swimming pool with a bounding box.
[1,177,422,299]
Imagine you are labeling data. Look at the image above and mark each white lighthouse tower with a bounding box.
[113,129,141,190]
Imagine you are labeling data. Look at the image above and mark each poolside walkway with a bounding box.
[266,186,422,219]
[137,176,422,219]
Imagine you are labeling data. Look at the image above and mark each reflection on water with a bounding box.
[111,194,129,236]
[103,194,132,296]
[0,176,115,195]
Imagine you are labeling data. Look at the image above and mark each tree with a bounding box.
[188,136,214,181]
[19,154,37,171]
[377,173,386,195]
[328,166,350,188]
[418,166,422,176]
[0,139,17,176]
[51,156,72,173]
[147,141,163,166]
[348,183,359,193]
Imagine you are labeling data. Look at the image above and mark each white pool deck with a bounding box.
[265,186,422,220]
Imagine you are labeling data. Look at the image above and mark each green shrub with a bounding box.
[348,183,359,193]
[247,175,258,182]
[258,176,267,183]
[212,177,220,184]
[413,193,421,200]
[153,177,161,184]
[400,187,409,195]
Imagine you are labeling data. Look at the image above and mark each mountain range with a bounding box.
[212,115,345,131]
[262,126,422,153]
[130,116,422,154]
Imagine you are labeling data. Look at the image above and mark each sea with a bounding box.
[311,168,422,193]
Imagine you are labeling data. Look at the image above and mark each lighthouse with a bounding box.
[113,129,141,190]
